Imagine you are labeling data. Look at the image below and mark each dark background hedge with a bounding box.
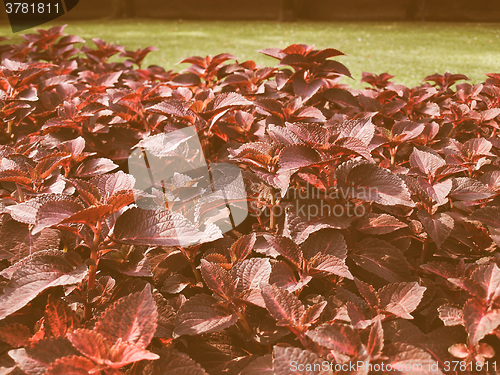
[1,0,500,23]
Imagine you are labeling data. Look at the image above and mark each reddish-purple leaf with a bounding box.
[308,254,353,279]
[384,343,445,375]
[354,278,380,309]
[269,260,310,292]
[173,294,238,337]
[261,284,305,326]
[463,298,500,345]
[200,260,236,299]
[449,177,494,201]
[367,318,384,358]
[44,295,79,338]
[9,337,78,375]
[113,207,222,247]
[232,258,271,307]
[417,211,454,249]
[45,356,96,375]
[469,263,500,304]
[379,282,427,319]
[355,213,407,234]
[391,121,425,142]
[272,346,330,375]
[336,161,414,207]
[437,304,464,326]
[292,76,323,101]
[94,284,157,349]
[0,250,87,321]
[0,323,31,347]
[301,229,347,261]
[229,233,256,264]
[262,234,303,267]
[350,238,410,283]
[91,171,135,200]
[277,144,321,171]
[469,206,500,227]
[305,323,359,355]
[409,148,446,177]
[65,329,108,363]
[0,218,60,263]
[143,348,209,375]
[33,198,84,234]
[300,301,327,327]
[74,158,118,178]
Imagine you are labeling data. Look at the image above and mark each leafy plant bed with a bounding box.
[0,25,499,375]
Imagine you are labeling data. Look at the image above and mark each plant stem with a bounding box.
[85,221,101,321]
[269,192,276,231]
[16,184,24,202]
[6,121,13,137]
[235,309,253,337]
[420,239,428,264]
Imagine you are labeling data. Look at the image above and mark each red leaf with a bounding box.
[0,323,31,347]
[301,229,347,261]
[305,323,360,355]
[66,329,108,363]
[8,337,78,375]
[448,344,469,359]
[232,258,271,307]
[229,233,256,264]
[94,284,157,349]
[261,284,305,326]
[350,238,411,283]
[59,205,113,225]
[469,263,500,304]
[91,171,135,200]
[367,318,384,358]
[45,356,96,375]
[262,234,303,267]
[173,294,238,337]
[278,144,322,171]
[409,148,446,177]
[379,282,427,319]
[74,158,118,178]
[437,304,465,326]
[272,346,328,375]
[463,298,500,345]
[384,343,445,375]
[113,207,223,247]
[355,213,407,235]
[417,211,454,249]
[44,295,80,338]
[292,76,323,101]
[0,250,87,320]
[336,161,414,207]
[308,254,353,279]
[354,278,380,309]
[143,348,209,375]
[300,301,327,327]
[67,329,159,369]
[33,198,84,234]
[449,177,494,201]
[200,260,236,299]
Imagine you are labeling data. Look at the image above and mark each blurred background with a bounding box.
[1,1,500,88]
[2,0,500,22]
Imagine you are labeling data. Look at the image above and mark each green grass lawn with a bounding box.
[2,20,500,88]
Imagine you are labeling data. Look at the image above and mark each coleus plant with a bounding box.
[0,26,499,375]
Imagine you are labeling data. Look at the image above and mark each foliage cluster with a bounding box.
[0,25,499,374]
